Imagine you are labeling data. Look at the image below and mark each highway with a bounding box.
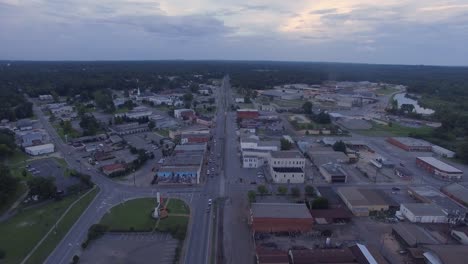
[28,77,232,264]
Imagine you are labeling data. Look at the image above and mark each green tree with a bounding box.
[0,166,18,207]
[311,197,329,209]
[27,176,57,199]
[457,141,468,163]
[302,101,313,115]
[247,190,256,203]
[280,138,293,150]
[332,140,347,153]
[277,186,287,195]
[148,120,155,130]
[315,111,331,124]
[79,114,101,136]
[305,185,316,197]
[290,187,301,197]
[257,185,268,196]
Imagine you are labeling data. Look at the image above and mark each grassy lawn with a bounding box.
[25,187,99,264]
[99,198,190,239]
[0,189,97,264]
[5,150,29,166]
[155,129,170,138]
[52,123,80,140]
[0,182,27,215]
[355,122,433,137]
[100,198,157,231]
[166,199,190,215]
[274,99,306,107]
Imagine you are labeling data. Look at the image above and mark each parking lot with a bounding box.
[28,158,80,193]
[80,232,178,264]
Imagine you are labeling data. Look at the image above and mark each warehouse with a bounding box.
[432,145,456,158]
[408,186,467,224]
[249,203,313,233]
[319,163,347,183]
[392,223,440,248]
[416,157,463,181]
[337,187,396,216]
[25,143,55,156]
[387,137,432,152]
[398,203,447,223]
[440,183,468,207]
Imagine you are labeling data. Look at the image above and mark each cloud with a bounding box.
[309,8,338,15]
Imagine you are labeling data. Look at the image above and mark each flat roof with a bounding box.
[251,203,312,219]
[390,137,432,147]
[392,223,440,247]
[271,151,303,159]
[158,166,200,173]
[402,203,447,217]
[309,150,349,167]
[320,163,346,176]
[441,183,468,205]
[409,186,467,214]
[174,143,207,152]
[337,187,396,207]
[423,245,468,264]
[417,157,462,173]
[25,143,54,150]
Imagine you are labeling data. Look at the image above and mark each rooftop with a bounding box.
[392,223,440,247]
[251,203,312,219]
[417,156,462,173]
[288,248,357,264]
[174,143,207,152]
[320,163,346,176]
[272,167,304,173]
[337,187,396,207]
[309,150,349,167]
[409,186,467,214]
[441,183,468,205]
[402,203,447,216]
[390,137,432,147]
[271,151,303,159]
[423,245,468,264]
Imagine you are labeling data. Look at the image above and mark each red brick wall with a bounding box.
[237,111,259,120]
[252,218,313,233]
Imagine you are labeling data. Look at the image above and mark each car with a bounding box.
[208,199,212,205]
[392,187,401,191]
[250,181,257,185]
[257,175,263,178]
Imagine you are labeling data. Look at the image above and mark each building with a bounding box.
[308,150,350,167]
[115,107,153,119]
[451,227,468,245]
[196,116,212,127]
[392,223,441,248]
[309,208,352,224]
[269,151,305,184]
[255,248,289,264]
[241,149,272,168]
[249,203,313,233]
[18,130,48,147]
[180,132,210,144]
[237,109,259,120]
[174,143,207,154]
[441,183,468,207]
[398,203,447,223]
[101,163,126,176]
[174,109,196,119]
[288,244,388,264]
[24,143,55,156]
[319,163,347,183]
[408,186,467,224]
[432,145,456,158]
[156,166,201,184]
[337,187,396,216]
[387,137,432,152]
[16,119,33,131]
[234,97,245,103]
[109,122,150,135]
[416,157,463,181]
[38,94,53,100]
[422,245,468,264]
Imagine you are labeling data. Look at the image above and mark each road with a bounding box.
[26,78,230,264]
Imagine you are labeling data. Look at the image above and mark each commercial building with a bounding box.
[115,107,153,119]
[440,183,468,207]
[18,130,48,147]
[387,137,432,152]
[398,203,447,223]
[16,119,33,131]
[422,245,468,264]
[408,186,467,224]
[309,208,352,224]
[109,122,150,136]
[249,203,312,233]
[174,143,207,154]
[269,151,305,184]
[180,131,210,144]
[319,163,347,183]
[416,157,463,181]
[174,109,196,119]
[337,187,396,216]
[432,145,456,158]
[308,150,350,167]
[101,163,126,176]
[392,223,441,248]
[196,116,212,127]
[25,143,55,156]
[237,109,259,120]
[288,244,388,264]
[156,150,205,184]
[241,149,272,168]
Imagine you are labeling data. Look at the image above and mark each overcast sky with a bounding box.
[1,0,468,65]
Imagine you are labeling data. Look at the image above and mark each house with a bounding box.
[416,157,463,181]
[109,122,150,136]
[398,203,447,223]
[319,163,347,183]
[174,109,196,119]
[337,187,396,216]
[16,119,33,131]
[269,151,305,184]
[249,203,313,233]
[18,130,48,147]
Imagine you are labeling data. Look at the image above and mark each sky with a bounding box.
[1,0,468,65]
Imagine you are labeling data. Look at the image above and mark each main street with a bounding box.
[29,77,231,264]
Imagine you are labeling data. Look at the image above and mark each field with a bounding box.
[0,187,98,264]
[98,198,190,239]
[355,122,433,137]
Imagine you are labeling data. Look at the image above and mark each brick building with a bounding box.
[249,203,313,233]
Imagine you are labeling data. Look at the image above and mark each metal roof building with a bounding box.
[250,203,313,233]
[441,183,468,207]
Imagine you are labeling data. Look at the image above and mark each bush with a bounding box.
[311,197,329,209]
[87,224,108,242]
[305,185,316,197]
[247,190,256,203]
[81,242,88,249]
[277,186,288,195]
[72,255,80,264]
[290,187,301,197]
[0,248,5,259]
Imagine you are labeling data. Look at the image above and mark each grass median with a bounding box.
[0,187,98,264]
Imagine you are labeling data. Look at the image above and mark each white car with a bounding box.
[208,199,212,205]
